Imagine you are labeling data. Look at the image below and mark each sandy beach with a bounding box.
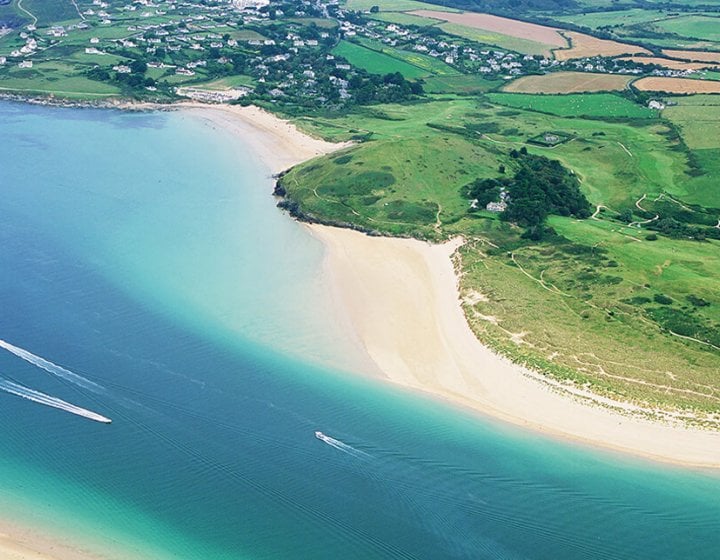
[0,519,120,560]
[308,225,720,468]
[170,102,349,175]
[181,102,720,468]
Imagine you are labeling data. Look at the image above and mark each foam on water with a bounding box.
[0,377,111,424]
[0,339,104,393]
[315,431,371,459]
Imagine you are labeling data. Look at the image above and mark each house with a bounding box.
[486,201,507,212]
[648,100,665,110]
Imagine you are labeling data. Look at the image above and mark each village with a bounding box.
[0,0,707,108]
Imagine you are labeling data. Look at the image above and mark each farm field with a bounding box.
[331,40,429,79]
[434,22,557,56]
[410,10,567,47]
[618,56,719,71]
[368,11,441,27]
[653,15,720,43]
[554,8,673,29]
[410,10,564,56]
[355,38,459,76]
[663,49,720,63]
[423,74,501,93]
[486,92,658,119]
[553,31,651,60]
[344,0,457,12]
[502,72,633,94]
[634,76,720,93]
[21,0,80,26]
[283,97,720,415]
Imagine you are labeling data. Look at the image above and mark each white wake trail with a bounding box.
[0,339,104,392]
[315,431,370,458]
[0,378,111,424]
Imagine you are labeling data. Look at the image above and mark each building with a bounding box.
[486,201,507,213]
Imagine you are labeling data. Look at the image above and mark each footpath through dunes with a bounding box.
[309,224,720,468]
[662,49,720,64]
[634,76,720,94]
[502,72,633,93]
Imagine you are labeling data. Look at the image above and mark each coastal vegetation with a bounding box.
[1,0,719,422]
[277,93,720,420]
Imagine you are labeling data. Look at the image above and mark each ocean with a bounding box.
[0,101,718,560]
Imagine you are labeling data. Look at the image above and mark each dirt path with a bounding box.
[70,0,86,20]
[618,142,633,157]
[635,193,648,212]
[629,214,658,228]
[16,0,37,26]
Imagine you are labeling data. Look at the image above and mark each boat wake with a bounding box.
[315,431,370,459]
[0,377,111,424]
[0,339,104,393]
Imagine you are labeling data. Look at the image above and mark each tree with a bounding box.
[617,208,634,223]
[369,5,380,13]
[130,59,147,74]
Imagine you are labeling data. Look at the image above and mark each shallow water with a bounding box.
[0,101,719,560]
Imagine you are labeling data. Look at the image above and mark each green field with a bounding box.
[332,40,430,79]
[283,96,720,417]
[423,74,502,93]
[356,37,459,76]
[654,15,720,43]
[0,61,121,97]
[194,75,256,90]
[343,0,457,12]
[554,8,674,30]
[21,0,79,26]
[486,92,659,119]
[555,8,720,51]
[369,11,442,27]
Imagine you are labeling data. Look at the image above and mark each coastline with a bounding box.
[2,96,719,558]
[33,97,720,467]
[170,101,720,469]
[308,224,720,469]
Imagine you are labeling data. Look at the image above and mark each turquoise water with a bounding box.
[0,101,719,560]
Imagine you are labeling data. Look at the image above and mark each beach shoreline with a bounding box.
[123,101,720,467]
[307,224,720,469]
[1,96,719,559]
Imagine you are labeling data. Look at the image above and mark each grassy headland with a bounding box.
[278,95,720,421]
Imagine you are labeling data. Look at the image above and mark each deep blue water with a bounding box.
[0,101,719,560]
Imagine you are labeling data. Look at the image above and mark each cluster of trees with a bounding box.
[467,148,591,238]
[86,59,156,90]
[648,217,720,241]
[426,0,579,16]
